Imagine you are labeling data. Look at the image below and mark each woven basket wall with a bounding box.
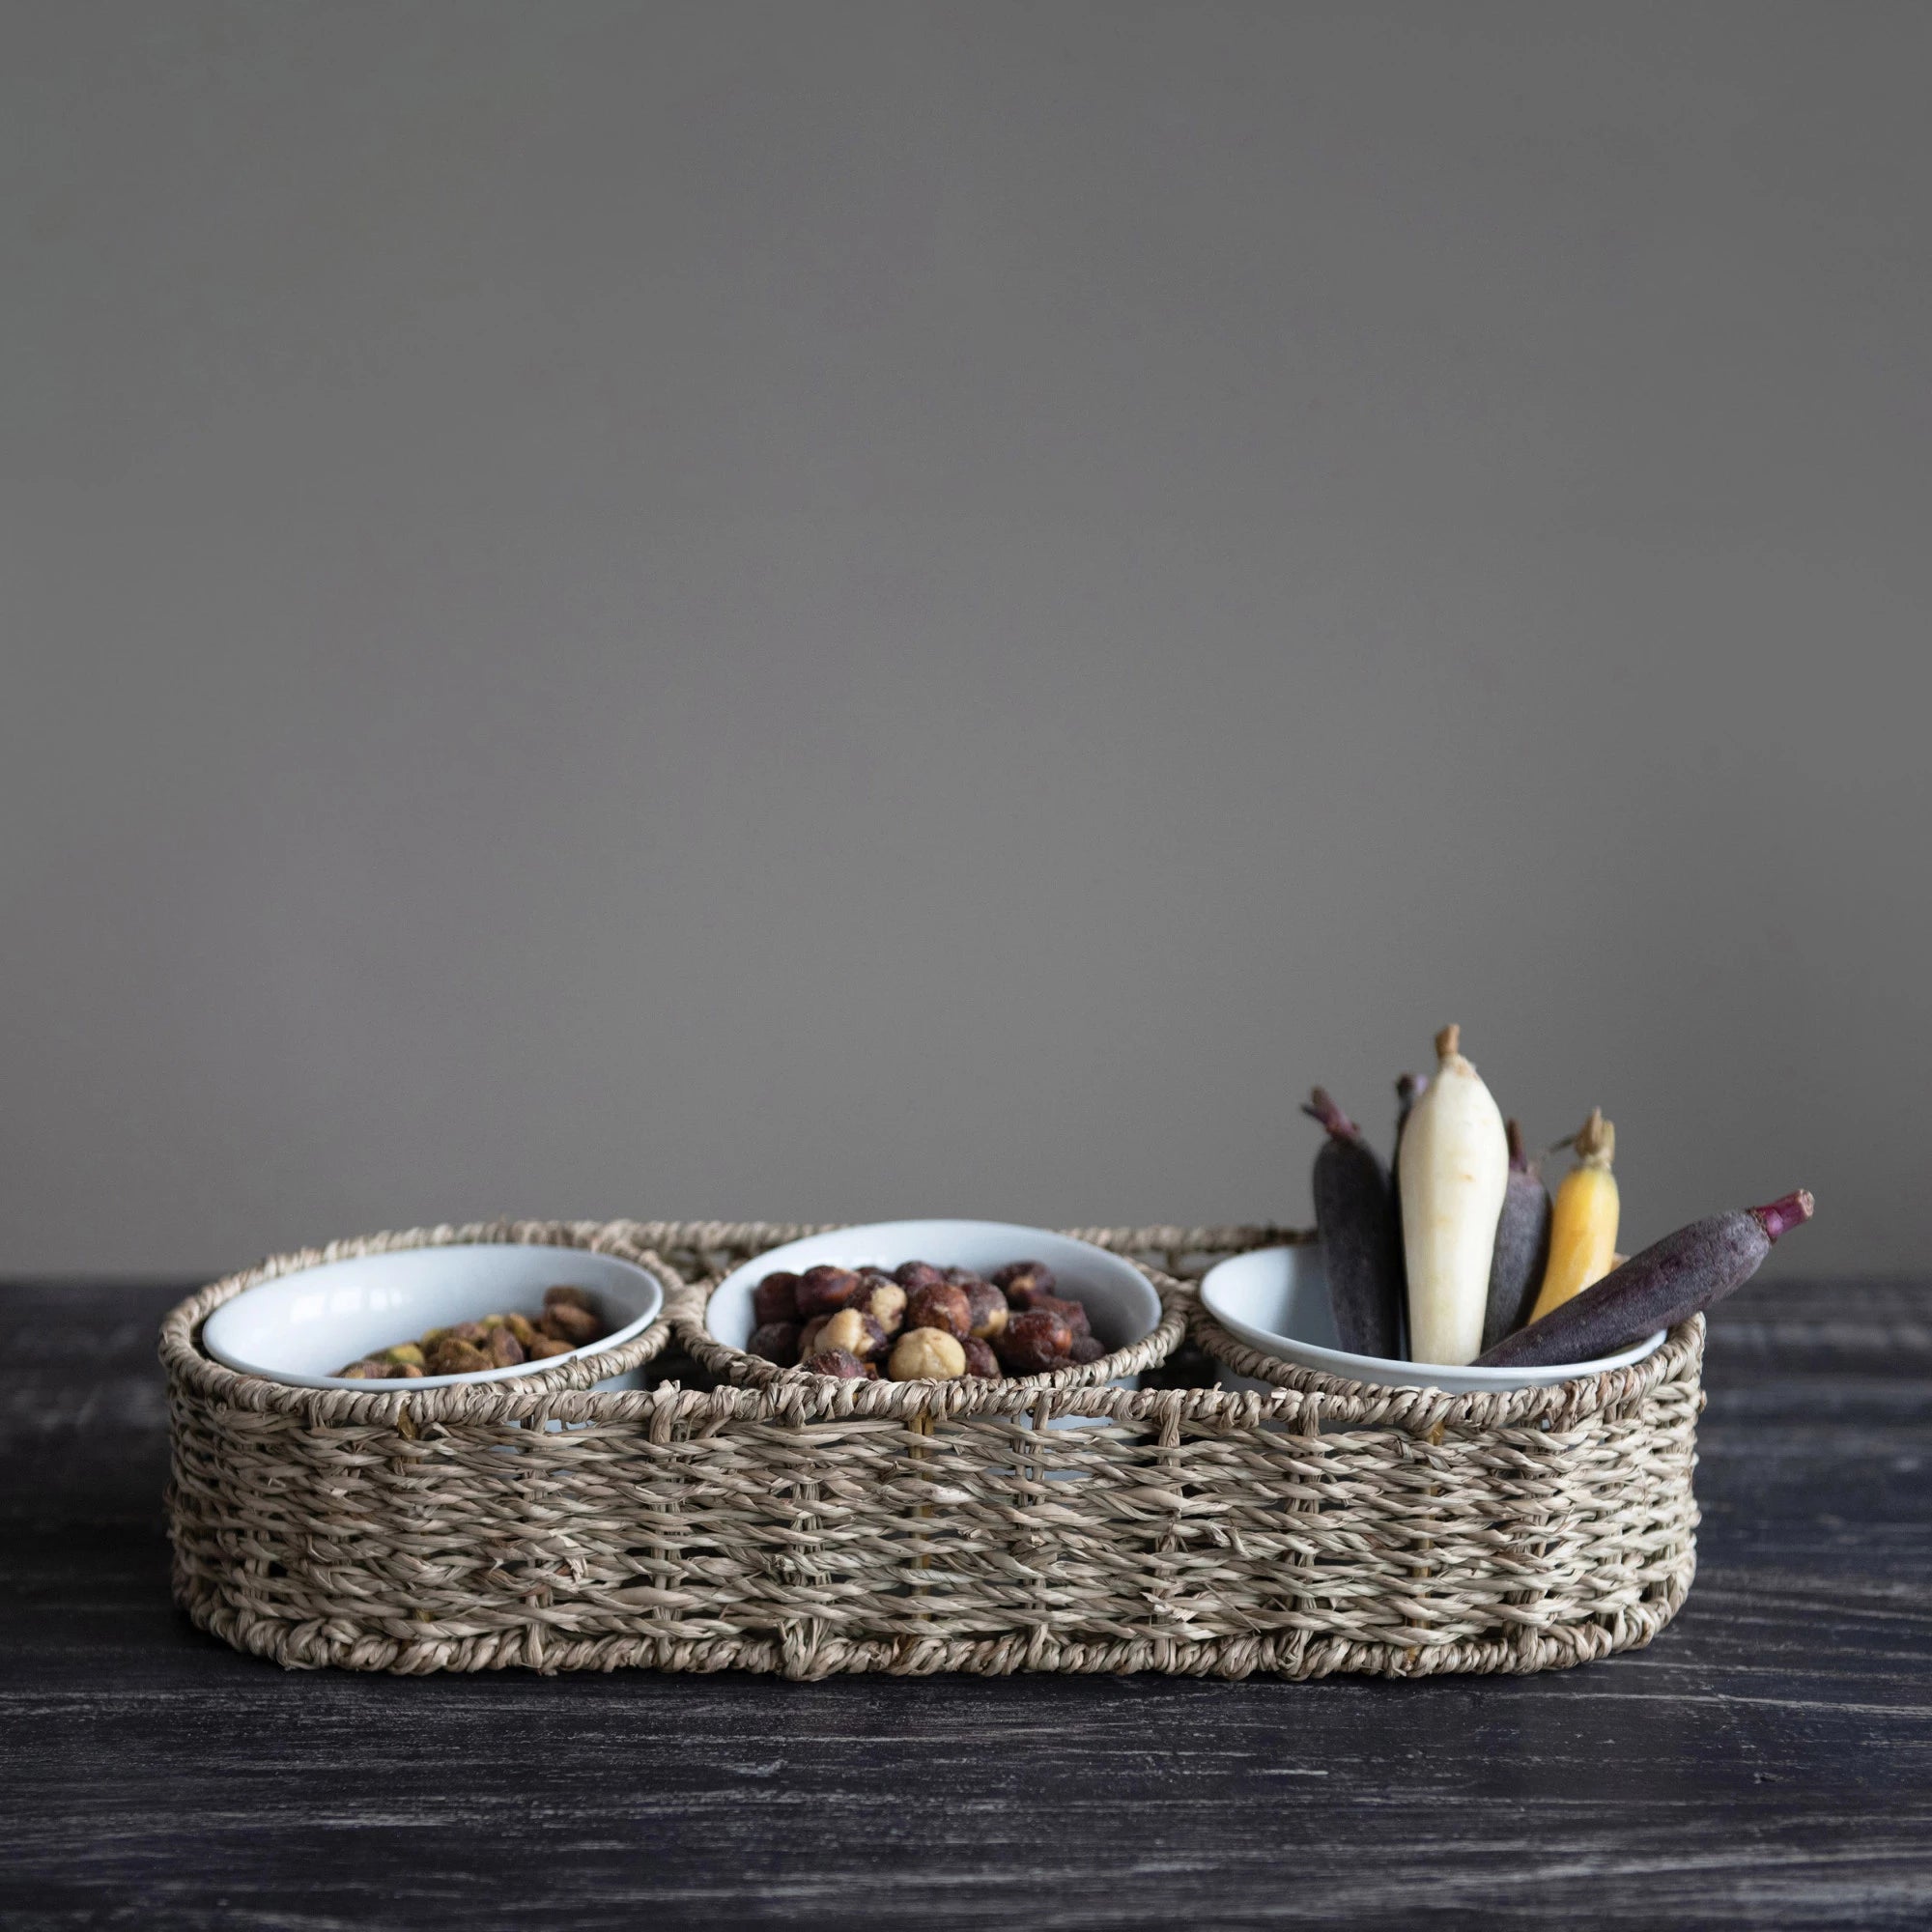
[162,1220,1702,1679]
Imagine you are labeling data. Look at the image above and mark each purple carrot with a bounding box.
[1388,1072,1428,1359]
[1476,1190,1814,1369]
[1481,1120,1552,1353]
[1303,1087,1404,1359]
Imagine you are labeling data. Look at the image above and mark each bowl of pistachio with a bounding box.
[199,1242,666,1390]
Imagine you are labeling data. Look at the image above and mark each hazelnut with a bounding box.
[795,1315,831,1360]
[796,1265,864,1318]
[856,1280,907,1337]
[894,1260,946,1293]
[526,1335,574,1360]
[753,1271,803,1325]
[960,1337,1002,1378]
[993,1309,1073,1377]
[904,1282,972,1341]
[1029,1293,1092,1338]
[544,1284,598,1315]
[887,1327,968,1381]
[963,1281,1009,1340]
[993,1261,1057,1305]
[816,1307,888,1361]
[748,1321,801,1366]
[1068,1333,1106,1365]
[539,1300,603,1346]
[485,1326,526,1368]
[802,1347,872,1379]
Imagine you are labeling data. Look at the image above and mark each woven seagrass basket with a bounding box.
[162,1219,1702,1678]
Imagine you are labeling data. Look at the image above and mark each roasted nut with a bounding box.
[802,1347,872,1379]
[526,1335,574,1360]
[993,1261,1057,1304]
[960,1337,1002,1378]
[381,1343,426,1368]
[539,1300,603,1346]
[796,1265,864,1318]
[504,1313,541,1350]
[795,1315,831,1360]
[753,1271,803,1325]
[857,1265,898,1291]
[816,1307,888,1361]
[446,1321,490,1346]
[894,1260,946,1293]
[1028,1293,1092,1338]
[424,1336,493,1376]
[963,1281,1009,1341]
[544,1284,598,1315]
[335,1358,387,1379]
[395,1362,425,1378]
[855,1280,907,1337]
[485,1326,526,1368]
[943,1266,991,1293]
[887,1327,968,1381]
[904,1282,972,1340]
[1068,1333,1106,1365]
[993,1309,1073,1376]
[748,1321,802,1366]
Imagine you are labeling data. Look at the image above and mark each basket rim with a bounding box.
[668,1241,1189,1417]
[158,1218,676,1422]
[1188,1297,1706,1431]
[161,1219,1703,1436]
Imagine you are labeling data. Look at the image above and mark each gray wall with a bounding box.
[5,2,1927,1278]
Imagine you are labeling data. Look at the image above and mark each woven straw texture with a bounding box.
[163,1221,1701,1679]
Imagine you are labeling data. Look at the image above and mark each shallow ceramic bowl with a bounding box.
[1200,1241,1665,1395]
[201,1243,666,1391]
[707,1218,1161,1372]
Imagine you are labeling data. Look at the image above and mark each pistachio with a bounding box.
[538,1300,603,1346]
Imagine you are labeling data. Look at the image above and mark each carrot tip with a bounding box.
[1753,1190,1815,1241]
[1301,1088,1356,1139]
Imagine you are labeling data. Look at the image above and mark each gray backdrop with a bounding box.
[5,2,1927,1277]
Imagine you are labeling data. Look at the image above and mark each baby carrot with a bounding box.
[1482,1120,1552,1352]
[1302,1088,1404,1359]
[1399,1026,1509,1366]
[1477,1191,1813,1369]
[1529,1108,1620,1321]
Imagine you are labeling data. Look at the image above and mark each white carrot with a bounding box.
[1398,1024,1510,1365]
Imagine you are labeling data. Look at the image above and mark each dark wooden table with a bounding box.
[5,1278,1928,1929]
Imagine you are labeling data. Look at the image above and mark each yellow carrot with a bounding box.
[1529,1108,1620,1321]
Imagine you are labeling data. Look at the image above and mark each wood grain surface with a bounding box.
[3,1277,1928,1930]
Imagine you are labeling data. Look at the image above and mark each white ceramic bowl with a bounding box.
[707,1219,1162,1367]
[201,1243,666,1391]
[1200,1241,1665,1394]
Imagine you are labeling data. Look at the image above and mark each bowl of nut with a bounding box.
[200,1242,666,1390]
[702,1219,1165,1389]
